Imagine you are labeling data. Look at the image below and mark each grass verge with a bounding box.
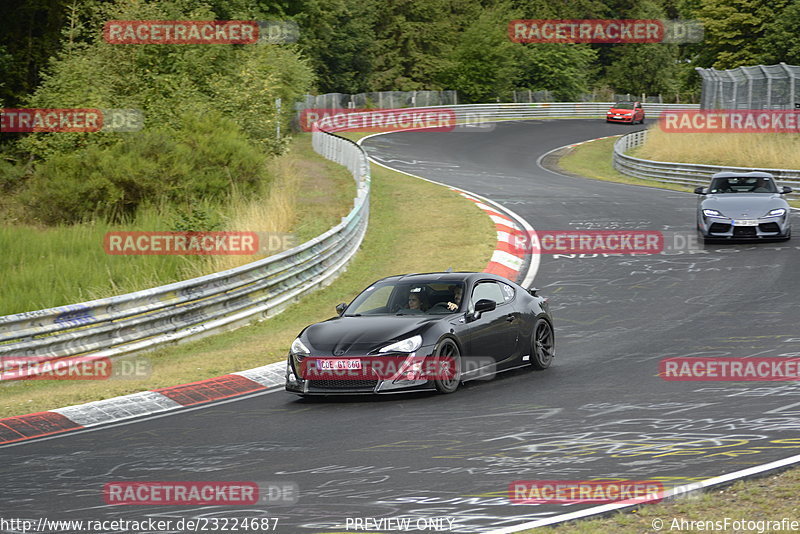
[518,468,800,533]
[634,127,800,170]
[0,148,496,418]
[555,136,695,194]
[556,135,800,208]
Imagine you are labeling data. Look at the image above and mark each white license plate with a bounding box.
[734,220,759,226]
[317,359,362,370]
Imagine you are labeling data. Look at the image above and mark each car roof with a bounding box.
[711,171,775,180]
[378,272,511,284]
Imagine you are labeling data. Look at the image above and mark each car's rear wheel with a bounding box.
[433,339,461,393]
[530,319,555,370]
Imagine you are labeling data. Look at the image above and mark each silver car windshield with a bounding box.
[709,176,778,194]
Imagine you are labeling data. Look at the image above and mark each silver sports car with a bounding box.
[695,172,792,241]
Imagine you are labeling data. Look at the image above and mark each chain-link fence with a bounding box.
[696,63,800,110]
[511,90,665,103]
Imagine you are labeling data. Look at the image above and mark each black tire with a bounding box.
[433,338,461,393]
[530,319,555,370]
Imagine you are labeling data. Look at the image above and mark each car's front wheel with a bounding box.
[433,338,461,393]
[530,319,555,370]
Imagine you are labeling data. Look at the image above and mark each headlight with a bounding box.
[379,335,422,353]
[607,111,613,115]
[765,208,786,217]
[290,337,310,355]
[702,209,724,218]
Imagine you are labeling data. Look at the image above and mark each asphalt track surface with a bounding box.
[4,119,800,533]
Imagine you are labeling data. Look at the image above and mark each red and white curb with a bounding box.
[0,363,286,446]
[450,189,526,282]
[566,134,618,148]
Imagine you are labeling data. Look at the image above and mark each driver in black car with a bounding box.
[445,285,463,311]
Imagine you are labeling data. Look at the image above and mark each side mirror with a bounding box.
[474,299,497,313]
[782,186,793,194]
[466,299,496,322]
[335,303,347,316]
[694,186,706,195]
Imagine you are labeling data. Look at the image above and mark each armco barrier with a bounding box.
[0,103,697,375]
[613,129,800,198]
[301,102,698,129]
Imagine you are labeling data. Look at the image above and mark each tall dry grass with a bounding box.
[635,127,800,170]
[192,154,301,275]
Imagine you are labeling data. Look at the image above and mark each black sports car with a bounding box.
[285,272,554,396]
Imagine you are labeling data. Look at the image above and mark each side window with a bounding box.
[471,282,505,307]
[498,282,515,303]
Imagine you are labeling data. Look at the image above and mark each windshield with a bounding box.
[345,280,466,316]
[612,102,635,109]
[709,176,778,194]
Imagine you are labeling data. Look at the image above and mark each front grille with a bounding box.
[709,222,731,233]
[733,226,757,237]
[759,222,780,233]
[308,379,379,389]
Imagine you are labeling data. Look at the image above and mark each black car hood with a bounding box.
[303,315,440,355]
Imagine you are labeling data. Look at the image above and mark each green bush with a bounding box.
[22,111,267,225]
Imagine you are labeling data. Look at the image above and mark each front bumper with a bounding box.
[284,348,439,396]
[606,114,635,123]
[699,215,790,240]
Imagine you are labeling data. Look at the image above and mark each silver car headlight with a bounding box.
[379,335,422,353]
[702,209,725,218]
[764,208,786,217]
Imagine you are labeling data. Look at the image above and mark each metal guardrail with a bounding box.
[0,118,370,372]
[613,129,800,198]
[0,102,699,374]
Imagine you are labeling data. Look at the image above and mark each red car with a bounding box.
[606,101,645,124]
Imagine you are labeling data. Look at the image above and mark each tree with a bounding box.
[603,0,681,95]
[693,0,791,68]
[293,0,379,94]
[758,0,800,64]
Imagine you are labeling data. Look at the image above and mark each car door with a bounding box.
[464,280,520,367]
